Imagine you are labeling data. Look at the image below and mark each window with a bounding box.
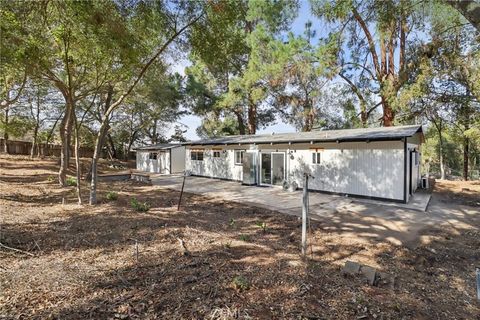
[213,151,221,158]
[312,152,321,164]
[149,152,157,160]
[234,150,244,165]
[191,151,204,161]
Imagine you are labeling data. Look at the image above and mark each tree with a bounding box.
[188,0,298,135]
[310,0,429,126]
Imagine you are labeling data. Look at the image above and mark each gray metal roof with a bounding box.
[134,143,183,151]
[185,125,423,146]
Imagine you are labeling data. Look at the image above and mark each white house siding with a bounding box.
[136,150,168,173]
[258,141,405,201]
[170,146,186,173]
[187,141,406,201]
[186,147,243,181]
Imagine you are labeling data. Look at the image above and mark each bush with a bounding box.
[255,221,267,233]
[239,234,250,242]
[66,177,77,186]
[130,197,150,212]
[106,191,118,201]
[231,276,249,292]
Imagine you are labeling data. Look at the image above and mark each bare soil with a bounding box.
[434,179,480,207]
[0,155,479,319]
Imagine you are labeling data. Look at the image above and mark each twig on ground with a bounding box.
[177,237,189,256]
[0,242,35,256]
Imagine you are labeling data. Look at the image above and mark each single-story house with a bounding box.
[135,143,185,174]
[184,125,424,203]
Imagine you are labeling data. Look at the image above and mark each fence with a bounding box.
[0,139,94,158]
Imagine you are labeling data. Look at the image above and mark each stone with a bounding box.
[376,271,395,289]
[360,265,377,285]
[341,261,361,276]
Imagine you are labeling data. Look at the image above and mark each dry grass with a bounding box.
[0,155,479,319]
[434,179,480,207]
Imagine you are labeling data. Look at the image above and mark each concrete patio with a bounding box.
[148,174,478,247]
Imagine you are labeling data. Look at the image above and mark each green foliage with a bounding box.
[231,275,249,292]
[66,177,77,187]
[130,197,150,212]
[106,191,118,201]
[229,218,236,227]
[47,175,56,183]
[255,221,267,233]
[239,234,250,242]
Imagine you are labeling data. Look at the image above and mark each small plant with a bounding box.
[66,176,77,186]
[130,197,150,212]
[255,221,267,233]
[223,241,232,250]
[231,275,249,292]
[239,234,250,242]
[47,175,55,183]
[229,218,236,227]
[106,191,118,201]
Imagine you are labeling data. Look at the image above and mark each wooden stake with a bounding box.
[177,174,186,211]
[476,267,480,301]
[302,174,309,256]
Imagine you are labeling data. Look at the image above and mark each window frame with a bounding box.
[149,152,158,160]
[213,151,221,158]
[234,150,245,165]
[312,152,321,165]
[190,150,204,161]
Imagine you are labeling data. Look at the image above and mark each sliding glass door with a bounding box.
[260,152,285,186]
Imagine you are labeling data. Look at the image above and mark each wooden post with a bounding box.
[302,173,309,256]
[177,173,186,211]
[476,267,480,301]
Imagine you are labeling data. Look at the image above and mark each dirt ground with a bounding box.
[0,155,479,319]
[434,179,480,207]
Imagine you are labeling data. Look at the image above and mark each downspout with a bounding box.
[403,138,408,203]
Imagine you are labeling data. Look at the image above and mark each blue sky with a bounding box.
[173,0,319,141]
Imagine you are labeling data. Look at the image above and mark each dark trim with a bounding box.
[169,148,172,174]
[301,187,406,204]
[403,139,408,203]
[184,137,407,146]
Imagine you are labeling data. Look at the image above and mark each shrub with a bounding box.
[66,177,77,186]
[255,221,267,233]
[106,191,118,201]
[239,234,250,242]
[130,197,150,212]
[231,276,249,292]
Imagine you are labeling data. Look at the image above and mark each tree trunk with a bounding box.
[438,129,445,180]
[234,110,246,135]
[381,97,394,126]
[59,98,74,186]
[31,95,41,159]
[107,133,117,159]
[74,113,82,205]
[463,136,469,181]
[3,107,9,154]
[247,99,256,134]
[89,120,109,205]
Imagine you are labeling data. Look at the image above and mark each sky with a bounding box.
[170,0,318,141]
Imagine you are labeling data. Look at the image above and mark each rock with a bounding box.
[376,271,395,289]
[359,265,377,285]
[341,261,361,276]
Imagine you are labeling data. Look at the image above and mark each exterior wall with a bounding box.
[261,141,405,201]
[186,146,243,181]
[170,146,186,173]
[136,150,169,173]
[186,140,406,201]
[406,133,422,201]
